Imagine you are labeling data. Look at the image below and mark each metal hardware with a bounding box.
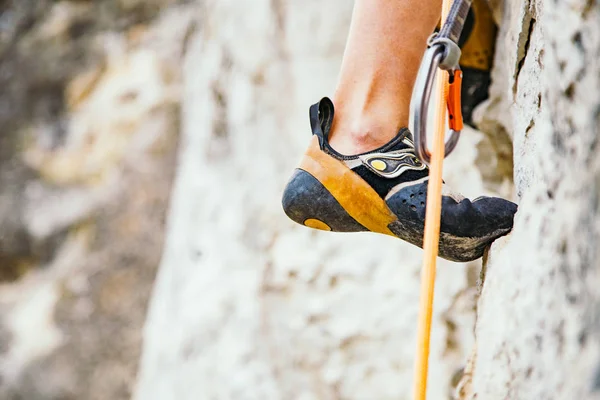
[409,38,463,165]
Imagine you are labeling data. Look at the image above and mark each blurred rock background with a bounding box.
[1,0,599,399]
[0,1,193,398]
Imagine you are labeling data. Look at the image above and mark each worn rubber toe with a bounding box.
[385,180,517,262]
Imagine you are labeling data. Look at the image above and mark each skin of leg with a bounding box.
[329,0,443,155]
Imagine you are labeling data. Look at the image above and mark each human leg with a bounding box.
[328,0,442,155]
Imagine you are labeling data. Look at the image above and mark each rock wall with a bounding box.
[458,0,600,399]
[0,1,193,399]
[134,1,510,399]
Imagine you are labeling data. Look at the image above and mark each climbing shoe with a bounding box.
[282,97,517,262]
[457,0,497,127]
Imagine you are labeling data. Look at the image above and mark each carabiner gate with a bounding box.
[409,36,464,165]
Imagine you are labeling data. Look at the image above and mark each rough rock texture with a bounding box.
[0,1,192,399]
[134,1,509,399]
[458,0,600,399]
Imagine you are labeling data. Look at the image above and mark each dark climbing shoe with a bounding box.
[457,0,498,127]
[282,97,517,262]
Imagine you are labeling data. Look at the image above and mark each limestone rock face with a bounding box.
[0,1,192,399]
[459,0,600,399]
[134,1,504,399]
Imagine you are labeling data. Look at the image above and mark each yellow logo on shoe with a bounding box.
[304,218,332,231]
[371,160,387,171]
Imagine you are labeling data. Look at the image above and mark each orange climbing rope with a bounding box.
[412,0,452,399]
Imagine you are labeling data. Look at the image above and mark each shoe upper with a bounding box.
[310,97,430,199]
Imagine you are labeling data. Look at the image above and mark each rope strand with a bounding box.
[412,0,452,398]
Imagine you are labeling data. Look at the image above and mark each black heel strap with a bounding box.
[309,97,336,149]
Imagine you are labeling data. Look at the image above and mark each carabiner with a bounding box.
[409,38,464,165]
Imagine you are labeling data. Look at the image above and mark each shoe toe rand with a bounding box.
[386,181,518,261]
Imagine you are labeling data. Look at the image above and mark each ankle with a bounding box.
[327,103,406,155]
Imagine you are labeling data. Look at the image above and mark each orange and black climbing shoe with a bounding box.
[457,0,497,127]
[282,98,517,262]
